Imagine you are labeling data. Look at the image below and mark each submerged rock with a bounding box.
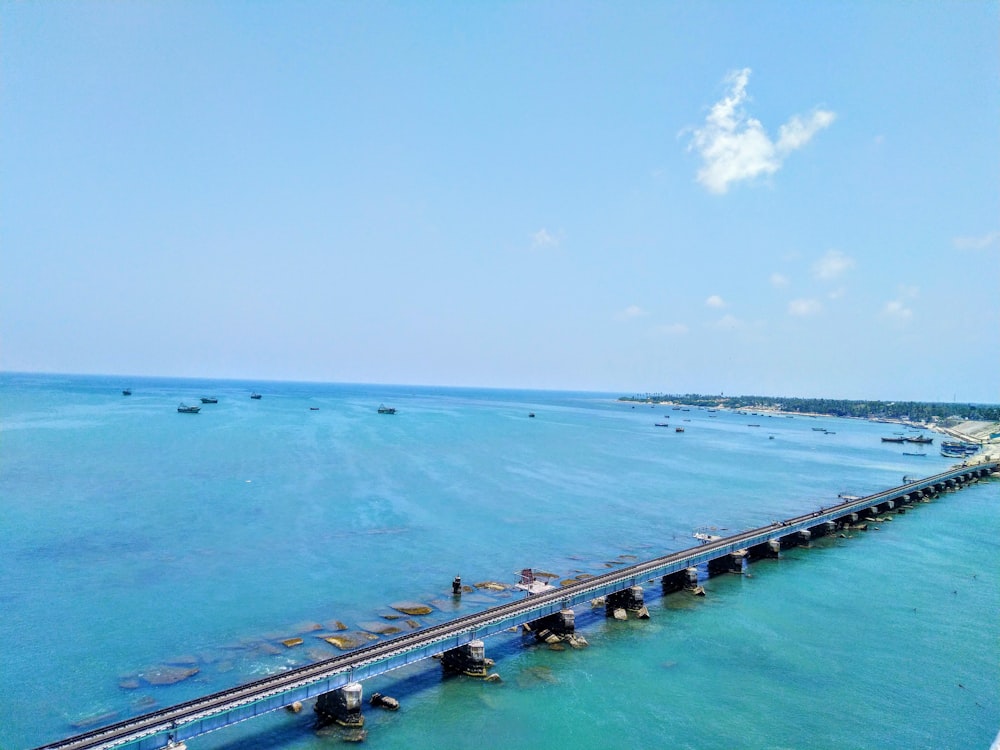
[390,601,435,616]
[282,637,304,648]
[358,621,402,636]
[474,581,507,591]
[139,665,199,686]
[612,608,628,621]
[321,634,364,650]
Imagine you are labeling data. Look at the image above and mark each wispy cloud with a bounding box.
[788,298,822,316]
[770,273,790,288]
[531,228,560,249]
[883,300,913,321]
[883,286,918,322]
[705,294,727,308]
[953,231,1000,251]
[615,304,649,321]
[687,68,835,194]
[712,314,745,330]
[654,322,689,336]
[813,249,855,280]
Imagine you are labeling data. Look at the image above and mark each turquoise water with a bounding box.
[1,373,996,749]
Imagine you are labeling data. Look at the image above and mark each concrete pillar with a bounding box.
[707,550,745,576]
[315,682,364,727]
[661,570,689,593]
[530,609,575,643]
[442,640,488,677]
[746,539,780,561]
[606,586,645,616]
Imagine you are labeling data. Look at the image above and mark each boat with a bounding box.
[122,388,132,396]
[514,568,555,595]
[812,427,826,431]
[177,404,200,414]
[904,435,932,444]
[654,422,670,427]
[309,407,319,411]
[528,412,535,418]
[675,427,684,433]
[881,436,906,443]
[250,392,262,400]
[377,404,396,414]
[200,397,218,404]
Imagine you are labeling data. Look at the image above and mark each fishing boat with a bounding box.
[881,436,906,443]
[177,404,200,414]
[675,427,684,433]
[904,435,932,444]
[200,397,218,404]
[122,388,132,396]
[250,392,261,400]
[654,422,670,427]
[377,404,396,414]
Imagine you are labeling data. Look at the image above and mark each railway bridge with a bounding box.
[35,461,997,750]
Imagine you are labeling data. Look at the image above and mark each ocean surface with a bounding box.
[1,373,997,750]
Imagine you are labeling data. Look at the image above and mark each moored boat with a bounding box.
[881,436,906,443]
[177,404,200,414]
[250,392,262,400]
[904,435,932,444]
[377,404,396,414]
[200,397,218,404]
[122,388,132,396]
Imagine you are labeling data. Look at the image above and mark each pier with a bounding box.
[34,461,997,750]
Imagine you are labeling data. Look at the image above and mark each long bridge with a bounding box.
[35,461,997,750]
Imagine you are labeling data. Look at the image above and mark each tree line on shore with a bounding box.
[618,394,1000,422]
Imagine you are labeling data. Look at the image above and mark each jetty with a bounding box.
[34,461,997,750]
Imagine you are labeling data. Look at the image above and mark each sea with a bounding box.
[1,372,997,750]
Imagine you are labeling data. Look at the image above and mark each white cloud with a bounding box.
[770,273,790,287]
[953,231,1000,251]
[788,298,822,316]
[531,228,559,249]
[813,249,855,280]
[883,300,913,321]
[615,305,649,321]
[654,323,689,336]
[883,286,919,322]
[705,294,726,308]
[687,68,835,194]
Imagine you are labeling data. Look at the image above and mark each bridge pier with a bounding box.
[707,550,746,576]
[441,639,489,677]
[529,609,576,643]
[315,682,364,727]
[606,586,649,618]
[807,521,837,538]
[747,539,781,561]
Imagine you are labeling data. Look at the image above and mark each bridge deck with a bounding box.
[35,461,996,750]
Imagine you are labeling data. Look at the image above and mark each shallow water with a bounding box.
[0,373,996,749]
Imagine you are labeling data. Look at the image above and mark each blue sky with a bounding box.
[2,2,997,402]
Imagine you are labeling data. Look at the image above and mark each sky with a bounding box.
[2,1,998,402]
